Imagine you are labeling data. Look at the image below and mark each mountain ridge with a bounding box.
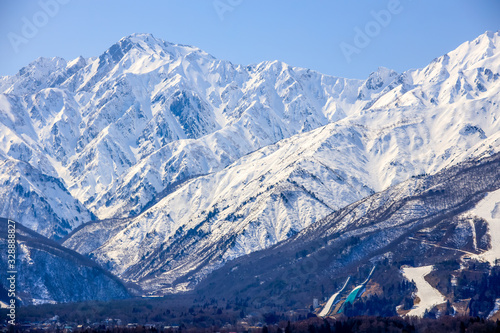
[194,151,500,310]
[1,31,500,298]
[0,218,129,306]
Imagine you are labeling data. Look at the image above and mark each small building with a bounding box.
[313,298,319,309]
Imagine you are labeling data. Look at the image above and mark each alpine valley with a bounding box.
[1,30,500,317]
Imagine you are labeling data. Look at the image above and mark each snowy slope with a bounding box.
[0,33,370,235]
[59,31,500,292]
[0,218,129,305]
[402,266,446,317]
[318,277,350,317]
[1,31,500,294]
[0,159,94,239]
[466,188,500,264]
[193,152,500,304]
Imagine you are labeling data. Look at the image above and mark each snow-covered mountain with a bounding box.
[1,31,500,294]
[0,33,378,238]
[0,218,129,305]
[0,159,94,238]
[194,151,500,309]
[61,31,500,293]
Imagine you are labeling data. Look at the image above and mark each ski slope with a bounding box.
[402,265,446,317]
[318,277,350,317]
[470,189,500,264]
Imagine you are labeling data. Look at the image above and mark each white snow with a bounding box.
[31,299,58,306]
[318,277,350,317]
[2,31,500,291]
[402,265,446,317]
[470,189,500,264]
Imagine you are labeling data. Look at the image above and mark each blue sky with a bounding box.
[0,0,499,79]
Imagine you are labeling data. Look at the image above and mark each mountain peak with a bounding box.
[98,33,216,67]
[367,66,398,81]
[118,32,168,49]
[18,57,67,77]
[2,30,500,301]
[472,30,499,51]
[357,66,398,98]
[484,30,498,38]
[441,30,500,71]
[479,30,499,41]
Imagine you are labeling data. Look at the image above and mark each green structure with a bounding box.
[338,266,376,313]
